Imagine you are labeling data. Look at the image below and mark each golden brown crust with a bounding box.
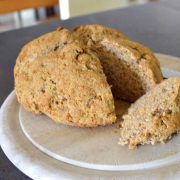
[73,24,163,102]
[14,27,116,127]
[73,24,127,44]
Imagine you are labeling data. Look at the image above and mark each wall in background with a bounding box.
[60,0,148,20]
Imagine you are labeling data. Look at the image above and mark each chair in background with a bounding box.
[0,0,59,30]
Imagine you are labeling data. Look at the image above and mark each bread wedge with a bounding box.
[14,27,116,127]
[119,77,180,149]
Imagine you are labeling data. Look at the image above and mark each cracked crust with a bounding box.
[73,24,163,102]
[14,27,116,127]
[119,78,180,149]
[73,24,127,44]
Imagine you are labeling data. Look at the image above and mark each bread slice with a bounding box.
[14,27,116,127]
[119,77,180,149]
[73,24,163,102]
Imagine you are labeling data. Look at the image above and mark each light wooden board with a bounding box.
[157,53,180,72]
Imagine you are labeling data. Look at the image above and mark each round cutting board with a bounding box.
[19,53,180,171]
[19,105,180,171]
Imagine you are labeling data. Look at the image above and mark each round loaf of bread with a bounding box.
[73,24,163,102]
[119,77,180,149]
[14,27,116,127]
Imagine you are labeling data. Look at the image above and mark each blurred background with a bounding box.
[0,0,158,33]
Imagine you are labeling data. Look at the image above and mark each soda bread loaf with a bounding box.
[14,27,116,127]
[119,77,180,149]
[73,24,163,102]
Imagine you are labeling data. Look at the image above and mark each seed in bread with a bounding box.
[73,24,163,102]
[119,77,180,149]
[14,27,116,127]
